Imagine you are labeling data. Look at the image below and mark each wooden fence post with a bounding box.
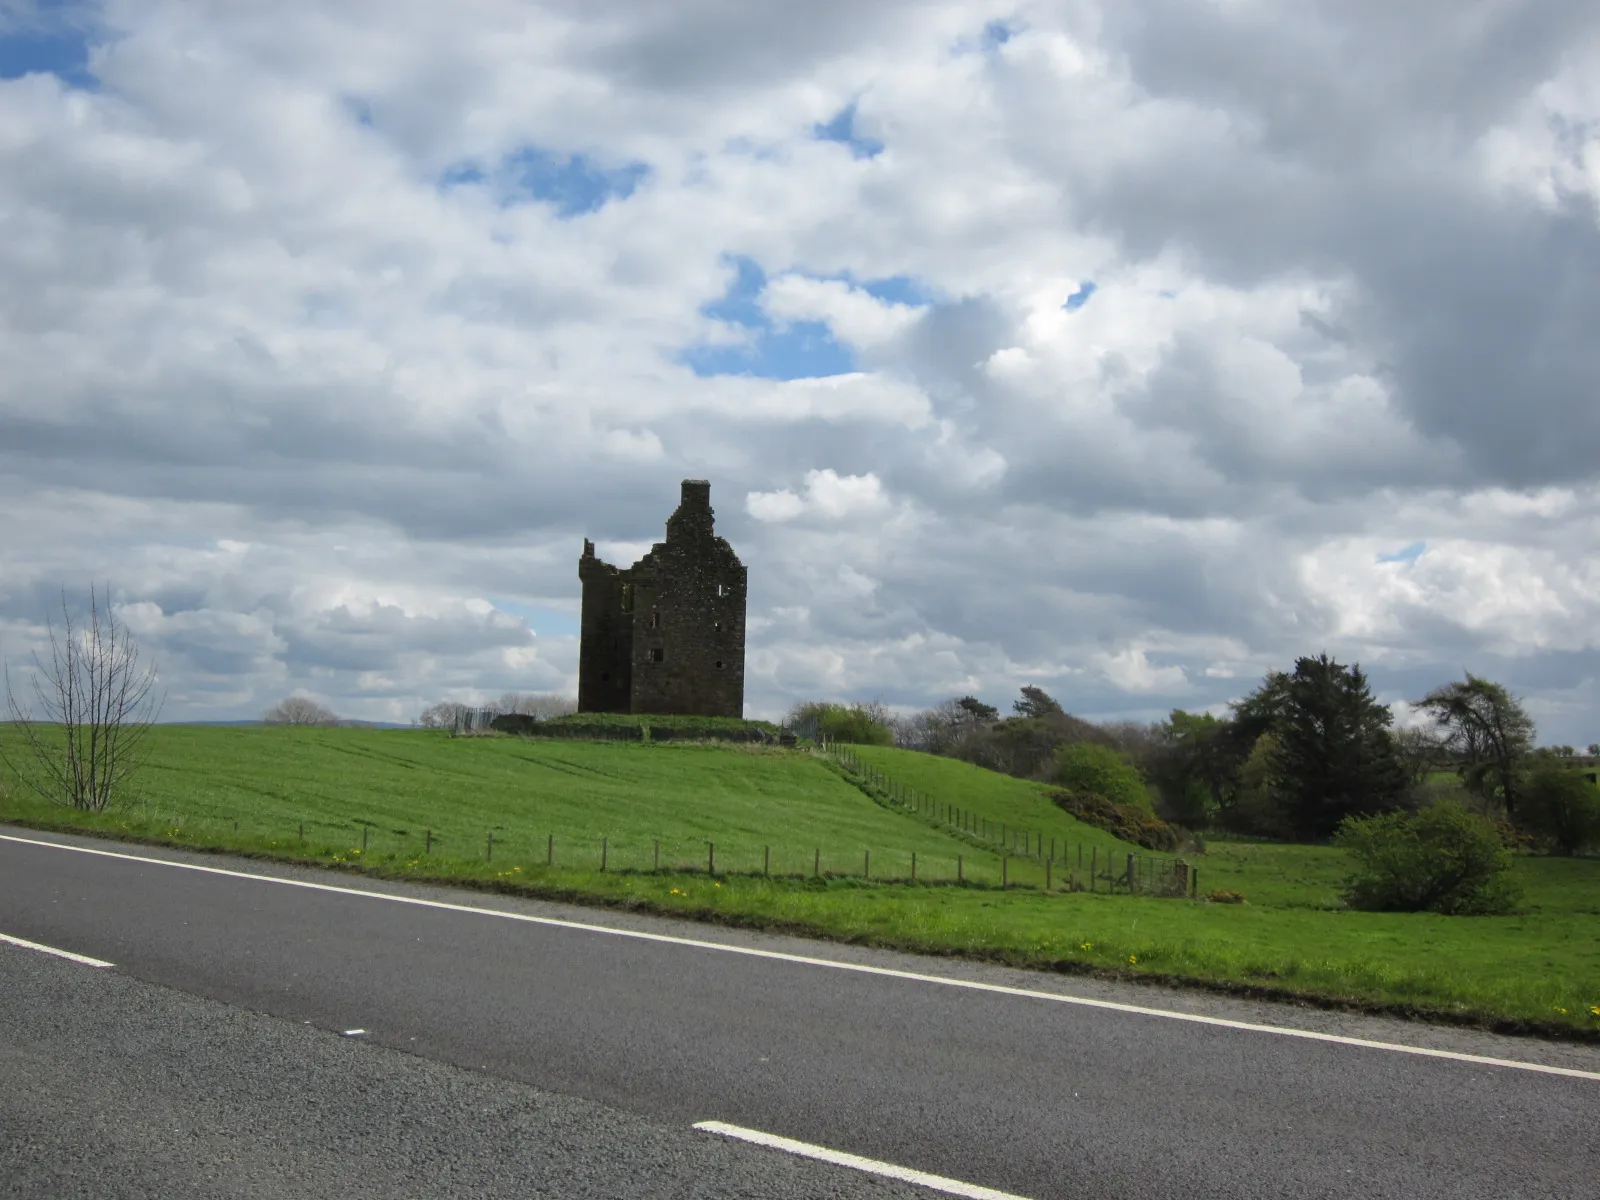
[764,845,770,876]
[1045,858,1052,891]
[911,852,917,881]
[708,842,715,875]
[601,837,607,871]
[486,832,493,862]
[425,828,432,855]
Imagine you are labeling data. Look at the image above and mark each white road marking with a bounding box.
[3,831,1597,1083]
[695,1120,1032,1200]
[0,930,114,968]
[343,1029,366,1036]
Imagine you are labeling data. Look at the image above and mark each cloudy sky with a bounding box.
[2,0,1598,740]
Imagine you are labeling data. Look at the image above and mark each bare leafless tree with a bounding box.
[418,700,473,729]
[1,586,164,812]
[263,696,341,726]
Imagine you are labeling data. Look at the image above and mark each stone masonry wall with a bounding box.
[576,481,746,718]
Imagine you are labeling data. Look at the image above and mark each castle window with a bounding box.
[651,611,660,628]
[716,583,725,597]
[713,621,721,633]
[715,660,724,670]
[650,647,664,663]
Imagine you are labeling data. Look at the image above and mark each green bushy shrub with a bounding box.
[1051,789,1184,852]
[785,701,894,746]
[1334,801,1520,915]
[1052,742,1152,812]
[1519,764,1600,855]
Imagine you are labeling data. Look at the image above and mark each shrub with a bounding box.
[1051,789,1184,852]
[785,701,894,746]
[1519,765,1600,855]
[1334,801,1520,915]
[1052,742,1152,812]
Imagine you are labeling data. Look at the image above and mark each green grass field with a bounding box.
[2,724,1598,1038]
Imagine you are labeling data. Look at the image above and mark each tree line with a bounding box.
[790,655,1600,856]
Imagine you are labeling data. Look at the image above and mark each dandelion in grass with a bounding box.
[1591,1006,1600,1017]
[1554,1007,1568,1015]
[1129,955,1138,965]
[1079,942,1093,951]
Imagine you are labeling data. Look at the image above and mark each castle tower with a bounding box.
[577,480,747,717]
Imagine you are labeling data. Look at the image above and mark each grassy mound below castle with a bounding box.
[2,724,1598,1038]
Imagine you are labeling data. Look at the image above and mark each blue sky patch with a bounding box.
[1064,281,1098,311]
[509,148,648,217]
[439,147,648,218]
[1377,541,1426,565]
[981,20,1014,51]
[342,95,375,128]
[857,273,935,306]
[679,255,858,380]
[812,102,884,159]
[491,599,579,639]
[0,20,96,89]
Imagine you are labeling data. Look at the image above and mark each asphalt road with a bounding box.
[2,829,1597,1199]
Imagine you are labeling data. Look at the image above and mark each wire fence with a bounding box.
[97,804,1199,896]
[819,739,1198,898]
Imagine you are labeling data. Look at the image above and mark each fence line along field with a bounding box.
[0,724,1024,882]
[2,723,1598,1037]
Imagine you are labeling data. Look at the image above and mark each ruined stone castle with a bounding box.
[577,480,747,717]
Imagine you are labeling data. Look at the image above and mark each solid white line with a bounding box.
[0,930,115,968]
[695,1120,1032,1200]
[2,831,1597,1083]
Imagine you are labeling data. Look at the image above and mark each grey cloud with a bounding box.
[2,1,1598,741]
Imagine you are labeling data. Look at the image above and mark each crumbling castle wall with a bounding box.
[577,480,746,718]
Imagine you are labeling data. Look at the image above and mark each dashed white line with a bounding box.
[2,830,1597,1083]
[695,1121,1032,1200]
[0,930,114,968]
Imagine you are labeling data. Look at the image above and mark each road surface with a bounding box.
[1,828,1595,1199]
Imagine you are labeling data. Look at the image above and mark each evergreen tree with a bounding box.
[955,695,999,722]
[1269,653,1407,840]
[1012,685,1065,719]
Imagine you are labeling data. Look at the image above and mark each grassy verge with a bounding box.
[3,726,1598,1039]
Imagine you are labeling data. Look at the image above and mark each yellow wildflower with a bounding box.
[1128,955,1138,965]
